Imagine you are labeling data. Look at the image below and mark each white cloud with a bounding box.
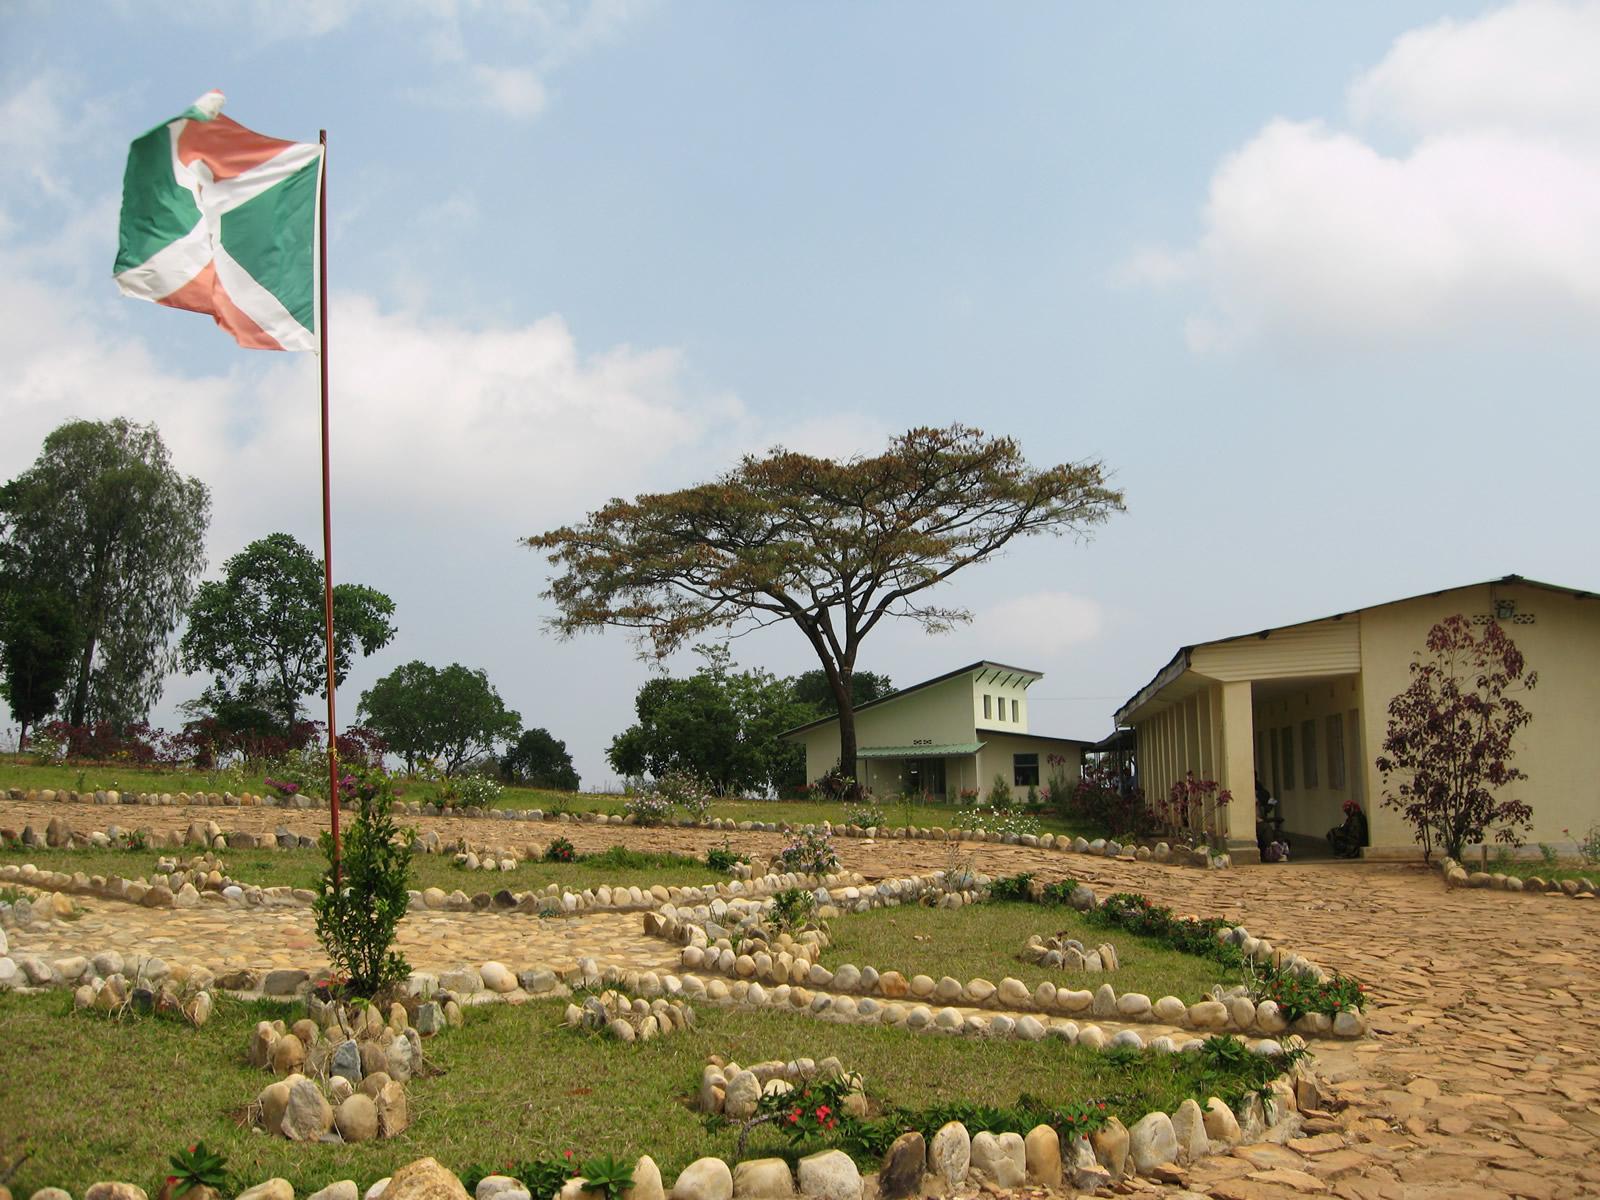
[1122,0,1600,352]
[468,64,548,119]
[973,591,1106,657]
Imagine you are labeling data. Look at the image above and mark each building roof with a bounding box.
[975,728,1095,746]
[781,660,1043,738]
[1113,573,1596,727]
[857,742,985,759]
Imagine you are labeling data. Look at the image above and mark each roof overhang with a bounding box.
[856,742,985,759]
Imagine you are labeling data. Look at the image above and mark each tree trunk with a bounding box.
[17,719,28,752]
[68,632,96,727]
[829,667,859,797]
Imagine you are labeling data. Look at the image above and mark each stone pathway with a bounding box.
[6,893,680,978]
[5,798,1599,1198]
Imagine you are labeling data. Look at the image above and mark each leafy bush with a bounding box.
[312,765,415,996]
[1577,824,1600,867]
[706,840,747,872]
[809,764,858,801]
[964,800,1041,838]
[1065,761,1155,838]
[988,873,1036,902]
[545,836,576,863]
[843,800,885,828]
[778,828,838,876]
[576,1154,634,1200]
[750,1071,862,1148]
[989,774,1013,807]
[1086,892,1244,969]
[768,887,816,932]
[625,767,714,825]
[1250,962,1368,1021]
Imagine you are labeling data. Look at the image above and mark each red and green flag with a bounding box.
[113,90,322,352]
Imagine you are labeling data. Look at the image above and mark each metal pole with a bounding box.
[318,129,340,889]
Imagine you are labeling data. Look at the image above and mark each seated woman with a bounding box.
[1326,800,1368,859]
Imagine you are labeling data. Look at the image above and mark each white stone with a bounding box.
[1128,1112,1179,1173]
[795,1150,860,1200]
[930,1121,971,1186]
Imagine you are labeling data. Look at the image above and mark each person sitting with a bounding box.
[1327,800,1368,859]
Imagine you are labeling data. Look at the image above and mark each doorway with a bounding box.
[905,757,947,800]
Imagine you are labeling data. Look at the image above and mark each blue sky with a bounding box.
[3,1,1597,786]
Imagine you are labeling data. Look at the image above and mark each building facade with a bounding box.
[1113,576,1599,862]
[784,661,1089,801]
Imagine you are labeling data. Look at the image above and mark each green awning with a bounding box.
[856,742,984,759]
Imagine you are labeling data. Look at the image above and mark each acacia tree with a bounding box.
[179,533,397,735]
[357,660,522,775]
[529,425,1123,787]
[0,418,210,726]
[1376,615,1537,861]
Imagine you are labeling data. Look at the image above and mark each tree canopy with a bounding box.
[501,727,581,792]
[790,668,894,715]
[607,646,818,796]
[357,660,522,776]
[0,574,79,748]
[530,424,1123,785]
[0,417,210,727]
[179,532,397,736]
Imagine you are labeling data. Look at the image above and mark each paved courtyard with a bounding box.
[4,798,1599,1199]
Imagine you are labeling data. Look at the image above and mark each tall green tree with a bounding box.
[790,668,894,716]
[501,727,581,791]
[607,646,815,795]
[0,573,79,748]
[179,533,397,735]
[357,660,522,775]
[530,425,1123,787]
[0,418,210,727]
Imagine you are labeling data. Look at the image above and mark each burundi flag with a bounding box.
[114,90,322,351]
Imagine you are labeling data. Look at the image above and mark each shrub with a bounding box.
[1377,614,1536,861]
[809,764,858,801]
[768,887,816,932]
[1250,962,1368,1021]
[622,791,675,826]
[706,840,747,872]
[1065,762,1155,838]
[965,800,1041,838]
[988,873,1035,902]
[778,828,839,876]
[312,765,415,996]
[168,1141,229,1193]
[989,774,1013,807]
[625,767,714,825]
[546,836,576,863]
[843,800,885,828]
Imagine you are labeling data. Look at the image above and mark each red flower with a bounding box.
[564,1150,574,1160]
[816,1105,831,1118]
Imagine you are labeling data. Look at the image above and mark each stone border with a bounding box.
[4,785,1228,869]
[642,873,1368,1043]
[1436,854,1598,900]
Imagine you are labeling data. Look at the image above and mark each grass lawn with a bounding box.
[0,844,729,894]
[0,989,1277,1197]
[1469,857,1599,884]
[817,900,1235,1003]
[0,757,1104,839]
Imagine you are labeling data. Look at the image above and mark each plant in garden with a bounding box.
[705,840,747,872]
[1376,615,1536,861]
[576,1155,634,1200]
[1155,772,1231,840]
[988,872,1036,902]
[1249,962,1367,1021]
[167,1141,228,1195]
[737,1071,864,1153]
[809,764,858,802]
[965,799,1041,838]
[1045,1098,1110,1138]
[777,828,838,875]
[622,790,675,826]
[312,766,415,996]
[1576,824,1600,868]
[988,774,1013,807]
[767,887,816,932]
[957,786,979,804]
[843,799,886,828]
[545,836,576,863]
[1538,842,1558,868]
[1065,761,1153,838]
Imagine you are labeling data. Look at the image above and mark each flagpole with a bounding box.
[318,128,341,889]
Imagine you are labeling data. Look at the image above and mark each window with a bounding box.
[1301,720,1319,788]
[1280,727,1295,790]
[983,694,992,720]
[1011,698,1019,723]
[1326,714,1346,790]
[995,696,1005,722]
[1014,753,1039,787]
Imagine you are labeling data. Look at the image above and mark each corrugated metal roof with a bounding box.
[857,742,985,759]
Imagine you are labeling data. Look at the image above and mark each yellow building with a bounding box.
[783,661,1090,802]
[1113,575,1599,862]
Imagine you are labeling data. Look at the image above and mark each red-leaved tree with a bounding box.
[1376,615,1536,861]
